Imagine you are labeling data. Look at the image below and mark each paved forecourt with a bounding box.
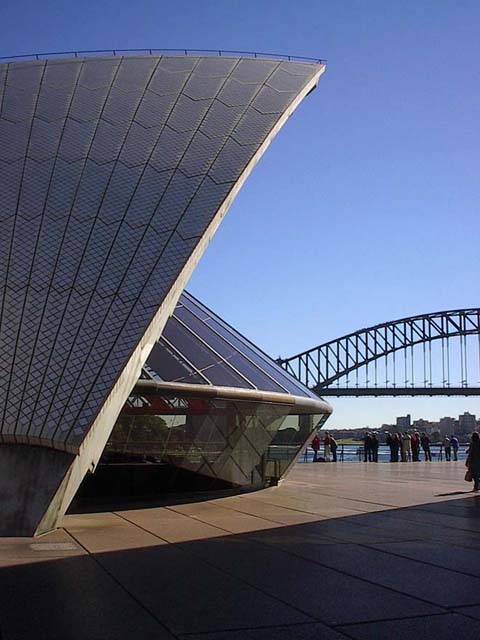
[1,462,480,639]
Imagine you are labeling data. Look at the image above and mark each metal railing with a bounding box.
[303,443,467,463]
[0,48,326,64]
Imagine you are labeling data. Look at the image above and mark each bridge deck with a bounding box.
[317,386,480,396]
[1,462,480,639]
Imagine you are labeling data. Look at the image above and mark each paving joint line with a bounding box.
[109,512,348,637]
[111,509,173,543]
[200,499,308,527]
[283,482,399,509]
[334,610,454,630]
[179,619,352,638]
[63,526,181,639]
[170,525,449,630]
[357,539,480,582]
[242,527,453,613]
[172,539,330,630]
[352,511,480,543]
[452,607,480,622]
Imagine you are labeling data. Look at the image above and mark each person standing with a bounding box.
[411,432,420,462]
[324,432,331,462]
[385,432,394,462]
[330,435,338,462]
[465,432,480,492]
[364,432,372,462]
[421,433,432,461]
[451,435,459,461]
[392,433,400,462]
[311,434,320,462]
[371,432,379,462]
[401,433,412,462]
[443,436,451,461]
[399,433,405,462]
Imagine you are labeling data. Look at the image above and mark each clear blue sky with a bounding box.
[2,0,479,427]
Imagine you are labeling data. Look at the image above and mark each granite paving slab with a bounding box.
[337,613,480,640]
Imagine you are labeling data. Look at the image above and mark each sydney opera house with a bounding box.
[0,51,331,536]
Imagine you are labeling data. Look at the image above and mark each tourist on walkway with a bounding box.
[451,435,459,461]
[311,434,320,462]
[421,433,432,461]
[411,432,420,462]
[371,432,379,462]
[385,432,394,462]
[392,433,400,462]
[330,435,338,462]
[324,432,331,462]
[401,433,412,462]
[364,432,373,462]
[443,436,451,461]
[465,432,480,492]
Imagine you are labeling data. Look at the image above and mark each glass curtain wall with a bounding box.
[104,393,323,489]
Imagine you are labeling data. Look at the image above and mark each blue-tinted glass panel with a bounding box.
[161,317,235,374]
[200,362,251,388]
[226,353,286,393]
[181,292,315,398]
[147,340,204,384]
[173,305,260,386]
[146,290,318,398]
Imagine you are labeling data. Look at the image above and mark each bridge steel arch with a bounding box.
[279,308,480,396]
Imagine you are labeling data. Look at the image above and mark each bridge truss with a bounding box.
[279,308,480,397]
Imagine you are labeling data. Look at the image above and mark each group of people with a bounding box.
[382,431,460,463]
[384,431,425,462]
[311,432,338,462]
[309,427,480,493]
[363,432,380,462]
[313,430,463,464]
[441,435,460,461]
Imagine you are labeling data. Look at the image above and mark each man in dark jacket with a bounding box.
[371,433,379,462]
[421,433,432,461]
[330,435,338,462]
[392,433,400,462]
[364,433,373,462]
[386,432,394,462]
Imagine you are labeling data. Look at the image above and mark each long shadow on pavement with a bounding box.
[2,494,480,640]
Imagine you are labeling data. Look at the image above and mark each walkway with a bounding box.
[1,462,480,639]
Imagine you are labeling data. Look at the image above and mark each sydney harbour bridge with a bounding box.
[279,308,480,397]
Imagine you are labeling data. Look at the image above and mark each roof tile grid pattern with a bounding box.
[145,291,319,400]
[0,54,321,451]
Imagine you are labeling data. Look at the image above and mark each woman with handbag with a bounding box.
[465,432,480,492]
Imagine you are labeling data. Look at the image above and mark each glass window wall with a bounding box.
[102,392,327,491]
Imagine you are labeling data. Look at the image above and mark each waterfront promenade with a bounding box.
[1,463,480,639]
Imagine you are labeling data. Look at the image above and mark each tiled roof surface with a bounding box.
[0,55,321,451]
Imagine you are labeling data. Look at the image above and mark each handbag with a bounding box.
[465,469,473,482]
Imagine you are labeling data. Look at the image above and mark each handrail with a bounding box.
[0,48,326,64]
[303,442,467,462]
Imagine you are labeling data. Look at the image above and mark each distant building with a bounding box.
[412,418,434,434]
[326,428,366,441]
[438,416,456,435]
[396,414,411,430]
[458,412,477,434]
[381,423,395,432]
